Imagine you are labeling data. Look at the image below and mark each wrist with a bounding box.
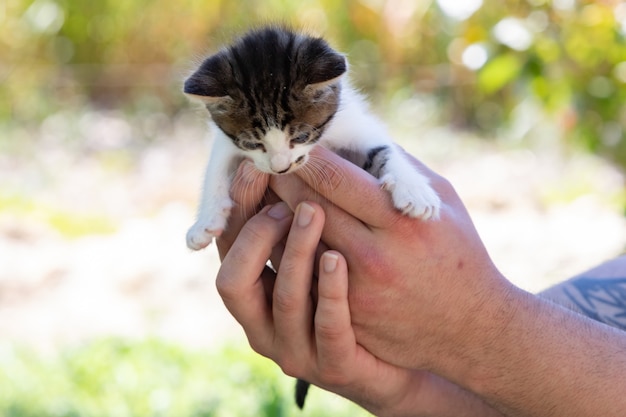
[422,268,521,389]
[445,284,626,416]
[371,371,504,417]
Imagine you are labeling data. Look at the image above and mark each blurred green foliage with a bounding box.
[3,0,626,167]
[0,339,371,417]
[0,192,118,237]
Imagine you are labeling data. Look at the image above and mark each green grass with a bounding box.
[0,192,118,238]
[0,339,372,417]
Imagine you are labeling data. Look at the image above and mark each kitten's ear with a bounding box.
[303,41,347,87]
[302,46,346,104]
[184,53,231,103]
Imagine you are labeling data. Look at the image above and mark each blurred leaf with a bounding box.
[478,54,523,94]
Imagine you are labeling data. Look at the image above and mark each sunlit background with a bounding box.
[1,0,625,415]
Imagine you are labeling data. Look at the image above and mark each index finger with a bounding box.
[216,203,293,354]
[294,146,397,228]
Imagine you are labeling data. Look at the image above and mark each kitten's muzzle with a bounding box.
[274,166,291,174]
[270,155,306,174]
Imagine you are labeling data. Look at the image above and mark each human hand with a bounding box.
[217,151,626,417]
[268,146,516,380]
[216,193,502,417]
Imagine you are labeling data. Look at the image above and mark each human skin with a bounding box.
[539,257,626,331]
[217,200,502,416]
[216,146,626,417]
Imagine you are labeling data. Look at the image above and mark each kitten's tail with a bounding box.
[295,378,310,409]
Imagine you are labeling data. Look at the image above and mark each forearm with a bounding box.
[442,282,626,417]
[539,255,626,330]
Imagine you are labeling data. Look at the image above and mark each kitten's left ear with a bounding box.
[184,53,231,102]
[184,53,236,117]
[302,40,347,87]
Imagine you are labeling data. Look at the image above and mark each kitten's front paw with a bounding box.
[381,174,441,220]
[187,198,234,250]
[186,222,222,251]
[186,211,231,250]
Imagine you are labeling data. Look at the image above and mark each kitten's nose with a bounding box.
[274,166,291,174]
[270,154,291,174]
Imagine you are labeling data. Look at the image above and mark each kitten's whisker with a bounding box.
[244,169,265,218]
[308,159,327,196]
[231,166,259,219]
[303,156,331,198]
[309,155,335,190]
[311,154,343,201]
[299,165,319,200]
[300,162,317,192]
[230,169,245,218]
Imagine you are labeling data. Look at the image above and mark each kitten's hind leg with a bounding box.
[365,145,441,220]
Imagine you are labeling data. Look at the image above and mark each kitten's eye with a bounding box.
[290,132,310,145]
[243,142,266,152]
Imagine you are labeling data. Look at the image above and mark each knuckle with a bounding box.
[240,219,270,246]
[273,286,300,315]
[215,270,237,301]
[226,217,277,260]
[283,242,312,263]
[316,361,351,387]
[276,356,302,378]
[247,338,260,353]
[315,320,345,343]
[247,338,268,357]
[319,371,351,388]
[432,174,455,197]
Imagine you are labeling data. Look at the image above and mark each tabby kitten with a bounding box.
[184,26,441,407]
[185,26,440,251]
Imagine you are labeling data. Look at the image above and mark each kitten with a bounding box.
[183,26,441,407]
[184,26,440,251]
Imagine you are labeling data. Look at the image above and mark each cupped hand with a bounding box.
[216,197,501,416]
[268,146,516,378]
[214,160,503,416]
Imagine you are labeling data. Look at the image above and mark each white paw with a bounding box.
[186,220,222,250]
[186,202,232,250]
[381,174,441,220]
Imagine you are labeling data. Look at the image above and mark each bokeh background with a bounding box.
[1,0,625,415]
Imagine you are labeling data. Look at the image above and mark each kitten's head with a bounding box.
[184,26,347,174]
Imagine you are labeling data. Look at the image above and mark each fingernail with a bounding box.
[267,202,292,220]
[297,202,315,227]
[322,252,339,273]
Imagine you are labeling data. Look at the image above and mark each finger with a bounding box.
[270,173,373,251]
[269,236,330,277]
[216,202,293,355]
[315,251,357,376]
[268,238,328,315]
[273,202,325,354]
[217,160,270,260]
[294,146,399,228]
